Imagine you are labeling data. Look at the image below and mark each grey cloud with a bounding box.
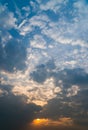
[52,68,88,89]
[0,4,27,72]
[30,60,56,83]
[0,83,42,130]
[30,61,88,125]
[28,126,88,130]
[38,89,88,128]
[30,60,88,107]
[0,38,27,72]
[30,65,48,83]
[0,92,41,130]
[30,61,88,105]
[30,60,88,89]
[0,84,12,94]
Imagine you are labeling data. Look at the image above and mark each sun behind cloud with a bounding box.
[31,118,49,126]
[30,117,73,128]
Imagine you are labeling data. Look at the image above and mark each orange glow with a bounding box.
[32,118,49,126]
[31,117,73,127]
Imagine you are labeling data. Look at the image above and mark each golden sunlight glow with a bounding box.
[37,118,40,121]
[12,78,62,106]
[32,118,49,126]
[31,117,73,127]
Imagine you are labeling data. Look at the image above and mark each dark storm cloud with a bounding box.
[0,91,41,130]
[0,38,27,72]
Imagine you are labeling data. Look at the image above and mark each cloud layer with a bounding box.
[0,0,88,130]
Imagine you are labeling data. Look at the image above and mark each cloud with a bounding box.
[30,35,46,49]
[0,4,18,47]
[1,58,88,107]
[0,0,88,130]
[66,85,80,97]
[0,89,8,97]
[0,1,88,73]
[29,67,88,123]
[29,117,88,130]
[18,20,33,36]
[0,4,28,73]
[16,0,88,72]
[0,38,27,72]
[0,4,17,30]
[0,92,41,130]
[19,14,49,36]
[0,61,61,106]
[30,117,73,128]
[12,77,62,106]
[2,0,86,74]
[39,0,68,13]
[30,63,88,90]
[37,91,88,128]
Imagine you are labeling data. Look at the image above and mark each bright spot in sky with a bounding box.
[37,118,40,121]
[31,117,73,127]
[32,118,48,126]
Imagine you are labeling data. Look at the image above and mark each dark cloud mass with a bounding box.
[0,39,27,72]
[30,60,56,83]
[0,0,88,130]
[0,88,41,130]
[30,61,88,88]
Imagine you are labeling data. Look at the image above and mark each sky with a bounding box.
[0,0,88,130]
